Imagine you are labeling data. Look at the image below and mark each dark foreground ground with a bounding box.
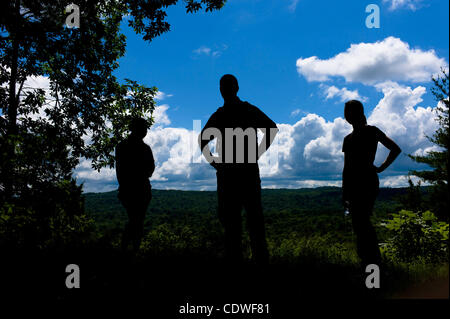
[1,246,448,316]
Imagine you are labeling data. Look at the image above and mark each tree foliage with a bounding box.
[409,68,449,219]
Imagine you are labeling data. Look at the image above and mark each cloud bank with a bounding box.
[296,37,445,84]
[77,83,440,192]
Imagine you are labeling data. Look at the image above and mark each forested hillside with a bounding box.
[84,187,411,242]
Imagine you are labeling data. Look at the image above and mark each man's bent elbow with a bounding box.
[394,145,402,156]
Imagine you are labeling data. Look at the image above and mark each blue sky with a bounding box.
[75,0,449,192]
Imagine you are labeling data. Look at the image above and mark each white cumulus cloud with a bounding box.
[296,37,446,85]
[322,85,367,102]
[152,104,171,126]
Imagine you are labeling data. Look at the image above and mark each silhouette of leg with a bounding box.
[121,219,132,251]
[351,206,381,266]
[244,182,269,265]
[217,173,243,263]
[120,189,151,251]
[128,208,145,251]
[219,194,243,263]
[120,198,134,251]
[223,206,243,263]
[131,192,152,251]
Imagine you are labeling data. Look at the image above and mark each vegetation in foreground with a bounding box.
[1,187,447,305]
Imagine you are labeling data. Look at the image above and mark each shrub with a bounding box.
[139,224,204,257]
[268,234,359,265]
[382,210,449,263]
[0,179,94,250]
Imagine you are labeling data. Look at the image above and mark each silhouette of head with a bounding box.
[344,100,367,127]
[129,117,149,139]
[220,74,239,102]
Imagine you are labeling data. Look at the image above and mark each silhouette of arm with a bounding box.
[147,146,155,178]
[342,138,350,208]
[198,113,220,169]
[254,107,279,159]
[342,152,350,207]
[376,131,401,173]
[258,126,279,159]
[115,144,124,185]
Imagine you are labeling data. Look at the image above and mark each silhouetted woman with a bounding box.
[116,118,155,251]
[342,100,401,267]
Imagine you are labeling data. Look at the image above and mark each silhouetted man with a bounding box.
[199,74,278,264]
[116,118,155,251]
[342,100,401,267]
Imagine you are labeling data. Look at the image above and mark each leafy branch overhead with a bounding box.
[128,0,226,41]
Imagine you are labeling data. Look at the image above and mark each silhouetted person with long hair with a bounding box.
[116,118,155,251]
[199,74,278,265]
[342,100,401,267]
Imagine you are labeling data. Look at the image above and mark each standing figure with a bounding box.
[116,118,155,251]
[342,100,401,266]
[199,74,278,264]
